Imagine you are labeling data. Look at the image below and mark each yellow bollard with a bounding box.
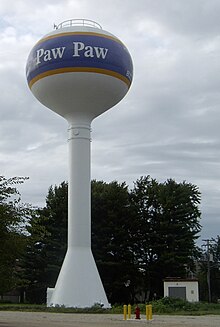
[146,304,149,320]
[146,304,153,320]
[123,304,127,320]
[128,304,131,319]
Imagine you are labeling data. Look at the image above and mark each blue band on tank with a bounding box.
[26,32,133,87]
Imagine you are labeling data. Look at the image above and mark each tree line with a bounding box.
[0,174,220,304]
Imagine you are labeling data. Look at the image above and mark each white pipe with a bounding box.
[48,120,110,308]
[68,123,91,248]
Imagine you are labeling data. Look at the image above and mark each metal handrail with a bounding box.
[55,19,102,30]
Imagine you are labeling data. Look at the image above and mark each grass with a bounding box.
[0,303,109,313]
[0,298,220,315]
[148,298,220,315]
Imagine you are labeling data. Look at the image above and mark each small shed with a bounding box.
[163,277,199,302]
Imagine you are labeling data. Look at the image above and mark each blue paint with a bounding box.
[26,33,133,86]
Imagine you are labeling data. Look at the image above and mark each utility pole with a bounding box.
[202,239,213,303]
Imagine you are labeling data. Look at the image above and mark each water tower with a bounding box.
[26,19,133,308]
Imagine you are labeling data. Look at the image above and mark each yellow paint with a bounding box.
[146,304,153,320]
[123,304,127,320]
[128,304,131,319]
[36,31,124,46]
[29,67,131,89]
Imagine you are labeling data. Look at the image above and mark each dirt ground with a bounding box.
[0,311,220,327]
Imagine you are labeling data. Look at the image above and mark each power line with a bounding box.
[202,239,214,303]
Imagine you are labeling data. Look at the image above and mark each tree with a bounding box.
[91,180,137,304]
[20,182,68,303]
[0,176,29,295]
[130,176,201,299]
[19,176,202,304]
[211,236,220,301]
[22,180,138,304]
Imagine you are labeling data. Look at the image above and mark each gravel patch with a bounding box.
[0,312,220,327]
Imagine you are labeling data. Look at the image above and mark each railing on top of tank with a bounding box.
[55,19,102,30]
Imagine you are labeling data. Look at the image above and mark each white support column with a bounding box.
[68,123,91,248]
[48,121,110,308]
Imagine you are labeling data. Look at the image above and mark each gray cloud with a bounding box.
[0,0,220,243]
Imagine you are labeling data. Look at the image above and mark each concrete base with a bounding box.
[47,288,55,305]
[47,247,110,308]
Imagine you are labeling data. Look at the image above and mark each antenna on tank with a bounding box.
[26,19,133,308]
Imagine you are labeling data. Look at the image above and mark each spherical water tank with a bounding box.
[26,19,133,122]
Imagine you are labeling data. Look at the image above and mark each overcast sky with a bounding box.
[0,0,220,245]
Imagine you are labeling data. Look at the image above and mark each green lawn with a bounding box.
[0,298,220,315]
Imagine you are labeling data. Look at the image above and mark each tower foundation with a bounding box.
[47,247,110,307]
